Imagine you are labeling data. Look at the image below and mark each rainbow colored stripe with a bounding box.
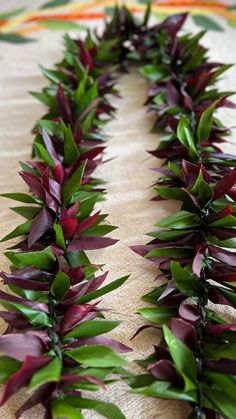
[0,0,236,37]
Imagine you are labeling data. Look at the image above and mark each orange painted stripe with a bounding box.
[26,12,106,23]
[152,1,227,8]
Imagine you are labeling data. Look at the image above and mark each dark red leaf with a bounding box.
[0,356,51,406]
[149,359,178,382]
[170,317,198,351]
[61,217,78,239]
[213,168,236,200]
[57,83,72,124]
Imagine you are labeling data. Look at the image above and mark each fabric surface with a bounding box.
[0,1,236,418]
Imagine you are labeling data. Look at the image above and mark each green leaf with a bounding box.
[36,119,60,135]
[93,402,125,419]
[215,286,236,306]
[140,65,167,82]
[31,91,56,108]
[78,193,99,218]
[0,301,50,327]
[177,115,198,159]
[66,345,128,367]
[130,379,197,402]
[192,15,224,32]
[209,214,236,227]
[41,20,85,31]
[208,235,236,249]
[40,66,68,88]
[51,272,70,301]
[163,325,197,391]
[77,83,98,115]
[63,396,126,419]
[204,342,236,361]
[156,187,186,201]
[0,220,32,242]
[190,170,204,195]
[148,229,194,241]
[156,210,200,229]
[206,388,236,418]
[199,180,213,205]
[0,34,34,43]
[5,246,56,269]
[197,102,215,143]
[52,400,82,419]
[0,193,42,204]
[171,261,204,297]
[29,357,62,392]
[11,206,41,220]
[62,122,79,166]
[35,142,55,168]
[138,307,177,324]
[53,224,66,249]
[67,250,90,268]
[0,356,21,384]
[81,109,96,133]
[65,320,120,338]
[78,275,129,303]
[168,161,181,177]
[146,247,192,259]
[62,161,86,204]
[41,0,72,8]
[143,2,151,25]
[0,7,25,19]
[81,224,118,237]
[204,370,236,400]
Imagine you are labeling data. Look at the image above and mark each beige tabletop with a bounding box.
[0,1,236,418]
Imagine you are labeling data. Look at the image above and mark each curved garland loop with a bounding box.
[0,5,236,419]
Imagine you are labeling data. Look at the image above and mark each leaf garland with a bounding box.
[114,8,236,419]
[1,5,236,419]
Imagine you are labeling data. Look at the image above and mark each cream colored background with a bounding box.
[0,1,236,418]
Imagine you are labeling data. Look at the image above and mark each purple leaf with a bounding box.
[19,172,44,200]
[1,271,49,291]
[66,336,132,353]
[41,129,59,164]
[15,383,54,419]
[160,13,187,38]
[205,359,236,375]
[79,41,93,70]
[192,245,206,277]
[179,304,200,323]
[0,332,47,361]
[205,323,236,335]
[28,208,53,248]
[68,236,118,251]
[0,311,29,329]
[209,245,236,267]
